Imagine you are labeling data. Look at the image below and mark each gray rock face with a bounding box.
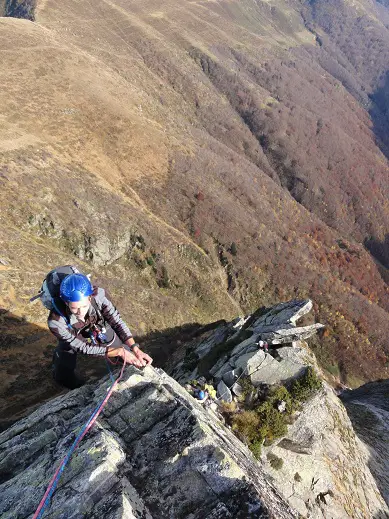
[216,346,309,388]
[248,300,325,344]
[263,384,389,518]
[0,366,297,519]
[222,368,243,388]
[174,299,324,385]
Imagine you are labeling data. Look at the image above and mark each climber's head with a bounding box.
[60,273,93,318]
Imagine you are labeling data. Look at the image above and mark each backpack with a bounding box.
[31,265,82,310]
[31,265,106,331]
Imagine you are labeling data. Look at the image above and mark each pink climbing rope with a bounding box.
[32,357,126,519]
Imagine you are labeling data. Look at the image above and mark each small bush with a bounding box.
[290,366,322,402]
[146,256,155,267]
[267,385,294,414]
[267,452,284,470]
[255,401,288,442]
[231,410,261,443]
[222,370,323,461]
[219,400,238,415]
[157,265,170,288]
[230,242,238,256]
[294,472,302,482]
[250,440,263,459]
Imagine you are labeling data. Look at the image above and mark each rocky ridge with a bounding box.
[170,300,389,518]
[0,366,297,519]
[1,300,388,518]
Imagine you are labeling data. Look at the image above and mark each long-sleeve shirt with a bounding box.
[48,287,133,355]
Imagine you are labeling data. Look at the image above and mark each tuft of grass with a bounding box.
[294,472,302,482]
[267,452,284,470]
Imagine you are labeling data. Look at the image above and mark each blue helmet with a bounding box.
[60,273,93,302]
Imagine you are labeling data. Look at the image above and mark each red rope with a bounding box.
[32,356,126,519]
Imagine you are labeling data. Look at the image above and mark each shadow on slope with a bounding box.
[369,71,389,161]
[364,233,389,273]
[2,0,36,20]
[0,307,219,432]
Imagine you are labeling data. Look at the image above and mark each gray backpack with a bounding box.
[30,265,81,311]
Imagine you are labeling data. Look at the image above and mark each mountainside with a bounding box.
[0,0,388,425]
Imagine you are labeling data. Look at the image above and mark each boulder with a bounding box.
[217,380,233,403]
[209,355,229,376]
[195,326,229,359]
[231,383,244,397]
[230,334,259,357]
[246,300,324,345]
[222,368,243,388]
[250,353,305,387]
[234,350,266,373]
[249,300,313,331]
[259,324,325,345]
[213,361,234,382]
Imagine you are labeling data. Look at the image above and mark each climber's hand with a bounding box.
[132,345,153,366]
[121,348,144,368]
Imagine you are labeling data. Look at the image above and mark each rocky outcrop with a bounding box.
[0,366,298,519]
[262,381,389,519]
[170,301,389,518]
[341,379,389,507]
[246,300,325,345]
[173,299,324,388]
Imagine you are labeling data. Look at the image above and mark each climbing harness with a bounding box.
[32,355,126,519]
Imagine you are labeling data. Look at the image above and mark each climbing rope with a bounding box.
[32,354,126,519]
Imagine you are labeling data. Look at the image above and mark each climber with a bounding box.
[45,270,152,389]
[185,380,210,403]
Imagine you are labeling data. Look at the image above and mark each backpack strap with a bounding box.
[91,296,105,326]
[51,297,73,330]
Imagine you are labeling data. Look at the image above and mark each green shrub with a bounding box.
[222,368,323,460]
[255,401,288,442]
[146,256,155,267]
[267,385,294,414]
[249,440,263,459]
[290,366,322,402]
[157,265,170,288]
[267,452,284,470]
[231,410,261,443]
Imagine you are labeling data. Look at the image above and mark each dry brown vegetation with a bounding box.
[0,0,388,422]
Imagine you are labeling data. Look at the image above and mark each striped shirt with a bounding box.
[48,287,133,356]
